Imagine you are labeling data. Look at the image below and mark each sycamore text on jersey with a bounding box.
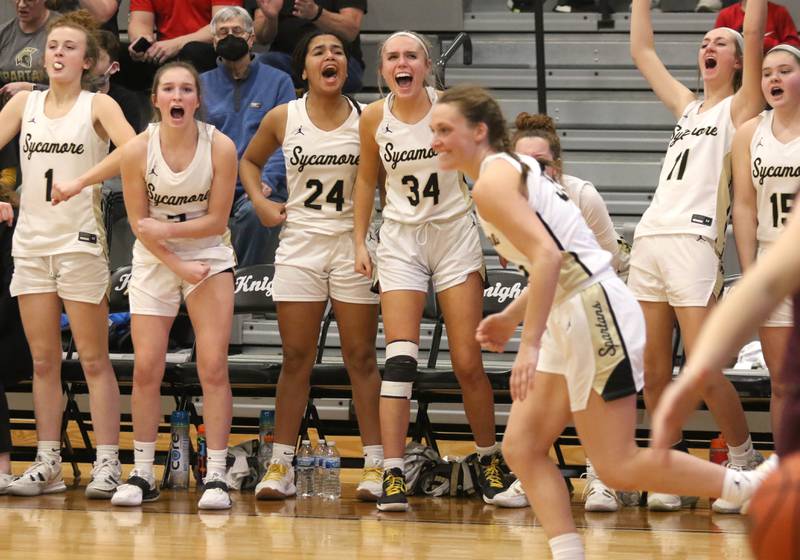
[751,157,800,186]
[668,125,719,148]
[289,145,360,173]
[22,133,85,160]
[382,142,437,170]
[146,181,210,207]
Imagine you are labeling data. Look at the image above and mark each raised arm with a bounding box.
[473,160,562,401]
[731,0,767,127]
[731,118,759,272]
[253,0,282,45]
[240,104,288,226]
[292,1,363,43]
[352,101,382,278]
[630,0,695,118]
[731,0,766,127]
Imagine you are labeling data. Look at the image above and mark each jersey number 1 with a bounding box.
[44,168,53,202]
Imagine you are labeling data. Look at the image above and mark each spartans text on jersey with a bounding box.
[382,142,436,170]
[289,146,359,173]
[22,133,85,160]
[668,124,718,148]
[751,157,800,186]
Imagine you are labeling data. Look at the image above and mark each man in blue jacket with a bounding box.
[201,5,295,267]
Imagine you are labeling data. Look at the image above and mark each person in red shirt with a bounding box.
[118,0,242,90]
[716,1,800,51]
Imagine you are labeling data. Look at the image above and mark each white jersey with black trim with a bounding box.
[133,121,234,264]
[751,110,800,243]
[479,153,614,304]
[282,94,361,236]
[376,86,471,224]
[13,90,109,258]
[635,96,736,250]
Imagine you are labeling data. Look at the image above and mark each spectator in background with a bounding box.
[715,1,799,51]
[93,30,147,136]
[0,0,57,97]
[47,0,120,34]
[201,6,294,266]
[119,0,243,90]
[249,0,366,93]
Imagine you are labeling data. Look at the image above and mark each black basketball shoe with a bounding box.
[376,467,409,512]
[477,452,509,504]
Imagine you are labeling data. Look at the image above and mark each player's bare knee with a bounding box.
[342,346,378,379]
[79,354,112,380]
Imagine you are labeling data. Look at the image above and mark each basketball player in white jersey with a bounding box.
[239,31,384,502]
[432,84,767,560]
[492,112,637,512]
[629,0,767,511]
[512,113,630,279]
[0,12,135,499]
[726,44,800,511]
[352,31,507,511]
[111,62,238,510]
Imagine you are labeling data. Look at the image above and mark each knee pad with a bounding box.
[381,340,419,400]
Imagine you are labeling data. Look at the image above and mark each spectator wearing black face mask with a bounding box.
[200,5,295,267]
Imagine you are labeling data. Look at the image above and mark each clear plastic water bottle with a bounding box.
[313,439,327,497]
[168,410,190,489]
[295,440,315,498]
[322,441,341,500]
[258,410,274,479]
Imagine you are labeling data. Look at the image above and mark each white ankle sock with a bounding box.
[384,458,404,472]
[728,436,754,466]
[133,441,156,478]
[549,533,585,560]
[96,445,119,463]
[206,448,227,478]
[720,468,754,505]
[476,442,500,459]
[37,441,61,460]
[271,443,295,465]
[363,445,384,467]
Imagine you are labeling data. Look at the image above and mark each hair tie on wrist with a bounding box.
[310,4,323,22]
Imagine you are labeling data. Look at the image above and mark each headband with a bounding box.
[717,27,744,51]
[767,43,800,60]
[383,31,430,59]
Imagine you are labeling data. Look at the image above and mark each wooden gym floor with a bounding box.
[0,430,755,559]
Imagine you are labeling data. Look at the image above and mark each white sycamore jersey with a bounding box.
[133,121,234,264]
[635,96,736,252]
[282,95,361,235]
[376,86,471,224]
[751,110,800,243]
[479,153,614,304]
[14,90,109,257]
